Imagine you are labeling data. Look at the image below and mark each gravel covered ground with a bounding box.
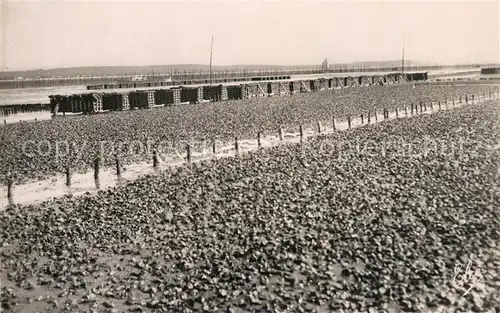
[1,83,498,185]
[1,99,499,313]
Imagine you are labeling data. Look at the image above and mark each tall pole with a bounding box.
[209,35,214,85]
[401,39,405,76]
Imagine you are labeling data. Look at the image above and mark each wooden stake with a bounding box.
[300,125,304,141]
[235,137,239,153]
[212,141,216,154]
[65,166,71,187]
[257,132,261,148]
[7,180,13,199]
[279,128,283,141]
[153,149,159,168]
[360,114,364,124]
[186,144,191,163]
[347,116,351,129]
[115,154,121,177]
[94,154,100,180]
[317,121,321,133]
[332,117,336,130]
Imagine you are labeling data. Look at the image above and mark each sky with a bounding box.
[1,0,499,71]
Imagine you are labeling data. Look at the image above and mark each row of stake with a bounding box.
[14,91,500,188]
[4,91,499,197]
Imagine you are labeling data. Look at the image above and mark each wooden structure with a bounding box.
[0,103,51,116]
[47,72,428,114]
[87,75,293,91]
[481,67,500,75]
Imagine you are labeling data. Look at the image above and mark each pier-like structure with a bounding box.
[48,72,428,115]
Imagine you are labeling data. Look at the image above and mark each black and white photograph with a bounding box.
[0,0,499,312]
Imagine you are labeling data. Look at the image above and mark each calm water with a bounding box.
[0,85,87,106]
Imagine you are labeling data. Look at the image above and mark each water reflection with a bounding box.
[2,111,53,124]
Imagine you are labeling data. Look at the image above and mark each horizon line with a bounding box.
[3,60,500,73]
